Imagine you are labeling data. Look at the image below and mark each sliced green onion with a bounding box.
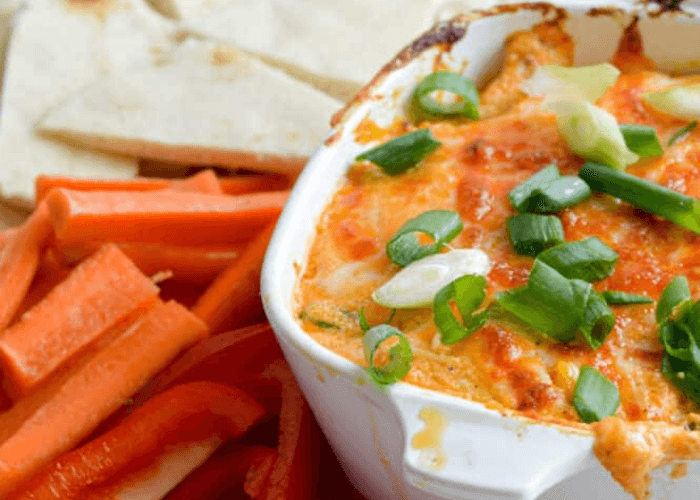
[506,214,565,257]
[521,63,620,102]
[643,84,700,120]
[579,162,700,234]
[433,275,489,345]
[386,210,463,267]
[547,99,638,170]
[508,165,560,212]
[509,164,590,213]
[536,237,618,282]
[355,129,441,176]
[495,261,613,347]
[668,121,698,146]
[573,365,620,423]
[602,291,653,305]
[662,354,700,407]
[683,300,700,336]
[362,324,413,385]
[659,320,700,364]
[620,124,663,157]
[656,276,692,324]
[657,277,700,406]
[523,177,591,213]
[359,307,396,333]
[410,71,480,122]
[372,248,491,308]
[576,282,615,349]
[495,261,585,343]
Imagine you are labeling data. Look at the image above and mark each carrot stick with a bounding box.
[8,382,265,499]
[0,202,53,332]
[0,299,208,496]
[35,173,290,201]
[36,176,174,201]
[9,248,72,325]
[113,241,243,285]
[192,223,276,333]
[245,360,320,500]
[169,169,223,194]
[165,446,278,500]
[0,244,160,399]
[219,175,291,195]
[56,241,247,285]
[0,228,17,249]
[46,188,289,246]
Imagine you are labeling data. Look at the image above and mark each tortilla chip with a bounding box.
[158,0,440,101]
[0,0,145,207]
[38,38,341,176]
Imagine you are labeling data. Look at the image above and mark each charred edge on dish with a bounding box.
[640,0,694,17]
[647,0,686,12]
[330,19,467,128]
[587,7,628,17]
[481,2,566,23]
[409,22,467,54]
[330,2,567,129]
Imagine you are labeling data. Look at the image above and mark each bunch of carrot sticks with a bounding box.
[0,170,368,499]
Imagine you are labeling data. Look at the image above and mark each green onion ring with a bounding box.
[573,365,620,423]
[601,291,653,305]
[506,213,565,257]
[656,275,692,324]
[536,237,618,282]
[619,124,663,157]
[355,129,442,176]
[410,71,480,122]
[386,210,463,267]
[433,275,488,345]
[362,324,413,385]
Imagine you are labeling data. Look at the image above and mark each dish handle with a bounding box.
[391,386,597,500]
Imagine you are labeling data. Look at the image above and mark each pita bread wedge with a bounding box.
[37,38,342,175]
[153,0,442,102]
[0,0,146,207]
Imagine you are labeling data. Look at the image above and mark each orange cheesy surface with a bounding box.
[298,70,700,423]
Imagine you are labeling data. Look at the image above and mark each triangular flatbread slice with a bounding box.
[0,0,144,207]
[38,38,341,176]
[155,0,442,101]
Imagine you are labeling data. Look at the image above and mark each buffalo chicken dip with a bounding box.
[296,18,700,499]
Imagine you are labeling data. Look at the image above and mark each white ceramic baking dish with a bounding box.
[261,2,700,499]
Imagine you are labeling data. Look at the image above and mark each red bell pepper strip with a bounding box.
[316,432,371,500]
[124,323,285,417]
[245,360,320,500]
[8,381,266,499]
[165,445,278,500]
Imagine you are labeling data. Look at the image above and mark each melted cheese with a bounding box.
[296,20,700,499]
